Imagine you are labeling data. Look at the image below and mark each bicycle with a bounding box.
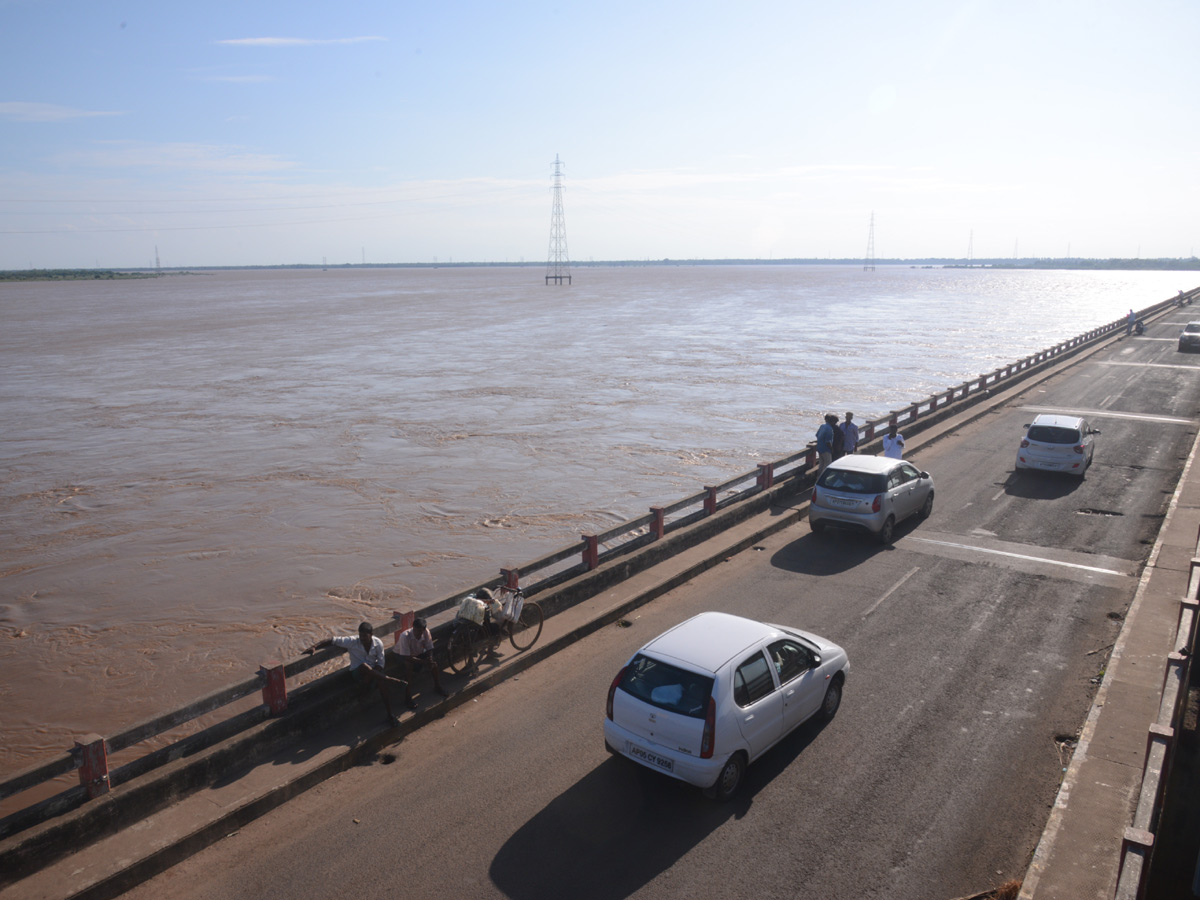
[445,587,544,675]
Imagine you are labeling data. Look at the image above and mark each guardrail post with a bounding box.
[259,663,288,715]
[1117,827,1154,893]
[582,534,599,570]
[757,462,774,490]
[863,423,875,442]
[805,447,816,469]
[704,486,718,515]
[650,507,665,540]
[502,567,520,590]
[73,734,110,799]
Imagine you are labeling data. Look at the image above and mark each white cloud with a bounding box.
[54,141,297,174]
[216,36,386,47]
[0,102,125,122]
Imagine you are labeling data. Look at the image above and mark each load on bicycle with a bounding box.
[446,586,543,675]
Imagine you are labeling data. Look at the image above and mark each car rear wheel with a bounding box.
[919,492,934,520]
[703,753,746,802]
[820,675,844,722]
[877,515,895,545]
[810,518,826,534]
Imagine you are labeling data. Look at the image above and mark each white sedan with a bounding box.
[604,612,850,801]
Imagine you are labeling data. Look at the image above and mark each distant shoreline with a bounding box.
[3,257,1198,282]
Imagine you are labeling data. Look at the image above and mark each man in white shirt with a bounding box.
[882,424,905,459]
[306,621,404,725]
[393,617,448,708]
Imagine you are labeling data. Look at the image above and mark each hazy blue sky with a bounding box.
[2,0,1197,268]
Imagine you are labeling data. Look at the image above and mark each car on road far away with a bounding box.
[1015,413,1098,477]
[809,455,934,544]
[604,611,849,801]
[1179,322,1200,352]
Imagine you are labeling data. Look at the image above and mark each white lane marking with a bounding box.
[909,538,1127,575]
[991,489,1005,501]
[863,566,920,618]
[1095,361,1200,371]
[1018,406,1195,425]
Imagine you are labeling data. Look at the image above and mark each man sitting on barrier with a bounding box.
[305,621,405,726]
[393,617,448,708]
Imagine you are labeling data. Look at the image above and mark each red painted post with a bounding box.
[502,567,520,590]
[703,486,718,515]
[757,462,774,490]
[260,663,288,715]
[864,423,875,442]
[650,507,665,540]
[805,447,816,469]
[582,534,599,570]
[74,734,110,799]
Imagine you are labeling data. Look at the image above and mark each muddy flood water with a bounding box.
[0,263,1190,808]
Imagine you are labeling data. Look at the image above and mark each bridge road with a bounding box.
[124,315,1200,900]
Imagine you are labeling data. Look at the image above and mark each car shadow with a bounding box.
[1002,470,1084,500]
[489,717,831,900]
[769,516,924,575]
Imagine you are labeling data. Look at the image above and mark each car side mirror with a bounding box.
[1091,429,1101,435]
[920,471,931,479]
[1022,423,1030,429]
[811,654,821,667]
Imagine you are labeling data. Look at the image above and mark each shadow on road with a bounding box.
[768,519,923,575]
[490,717,831,899]
[1003,470,1084,500]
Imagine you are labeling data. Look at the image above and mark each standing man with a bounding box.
[392,617,448,708]
[816,414,836,474]
[842,412,860,455]
[305,621,403,726]
[882,423,905,459]
[1127,309,1137,335]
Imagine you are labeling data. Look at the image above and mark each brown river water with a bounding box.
[0,263,1191,808]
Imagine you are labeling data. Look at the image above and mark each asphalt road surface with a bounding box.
[125,317,1200,900]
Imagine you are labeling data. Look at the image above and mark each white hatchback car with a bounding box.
[1016,413,1099,477]
[604,611,849,801]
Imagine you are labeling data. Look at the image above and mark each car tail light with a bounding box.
[1073,444,1085,455]
[700,697,716,759]
[606,666,627,720]
[871,494,882,513]
[1020,439,1030,448]
[811,487,818,503]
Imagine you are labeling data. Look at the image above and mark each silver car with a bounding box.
[1015,413,1098,477]
[1179,322,1200,352]
[809,455,934,544]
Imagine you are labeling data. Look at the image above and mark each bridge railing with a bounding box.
[3,285,1196,838]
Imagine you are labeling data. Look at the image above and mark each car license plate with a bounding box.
[627,741,674,772]
[831,497,857,508]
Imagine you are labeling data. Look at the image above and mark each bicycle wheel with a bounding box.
[445,624,477,675]
[508,601,544,651]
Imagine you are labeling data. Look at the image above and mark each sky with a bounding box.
[1,0,1198,269]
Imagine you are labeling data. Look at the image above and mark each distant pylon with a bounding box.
[863,213,876,272]
[545,155,571,285]
[155,245,160,270]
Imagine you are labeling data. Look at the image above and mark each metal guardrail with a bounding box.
[1113,541,1200,898]
[2,286,1197,837]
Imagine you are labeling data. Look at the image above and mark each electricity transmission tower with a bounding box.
[545,155,571,285]
[863,212,876,271]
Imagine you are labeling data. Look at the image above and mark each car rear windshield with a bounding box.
[618,654,714,719]
[817,469,887,494]
[1026,425,1081,444]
